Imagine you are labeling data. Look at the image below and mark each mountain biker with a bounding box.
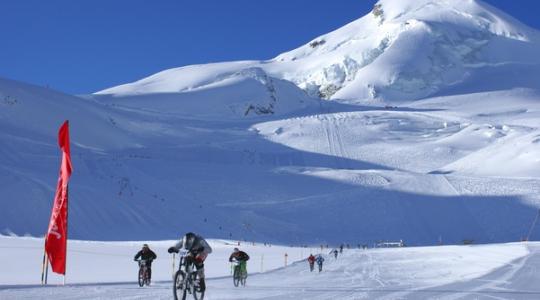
[307,254,316,272]
[331,248,339,259]
[315,254,325,272]
[229,247,250,278]
[168,232,213,292]
[133,244,157,282]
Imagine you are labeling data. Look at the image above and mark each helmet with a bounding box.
[233,247,239,252]
[182,232,196,250]
[142,243,149,249]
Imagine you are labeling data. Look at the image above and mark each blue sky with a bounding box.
[1,0,539,94]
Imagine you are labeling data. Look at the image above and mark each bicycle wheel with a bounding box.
[138,267,145,287]
[173,270,187,300]
[144,270,151,286]
[192,274,205,300]
[233,266,240,287]
[240,272,247,287]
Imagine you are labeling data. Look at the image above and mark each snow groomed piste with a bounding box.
[2,236,540,299]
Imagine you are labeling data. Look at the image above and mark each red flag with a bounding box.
[45,120,73,275]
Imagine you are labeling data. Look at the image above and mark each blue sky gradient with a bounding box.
[1,0,538,94]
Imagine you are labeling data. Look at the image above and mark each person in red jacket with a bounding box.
[307,254,316,272]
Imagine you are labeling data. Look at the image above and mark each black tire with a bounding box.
[173,270,187,300]
[233,266,240,287]
[240,272,247,287]
[138,267,144,287]
[192,274,205,300]
[145,272,151,286]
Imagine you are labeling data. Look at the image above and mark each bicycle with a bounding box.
[136,259,152,287]
[173,251,205,300]
[232,259,247,287]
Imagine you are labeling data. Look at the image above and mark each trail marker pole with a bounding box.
[526,209,540,241]
[172,253,176,279]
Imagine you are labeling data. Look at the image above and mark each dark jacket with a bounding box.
[172,234,213,255]
[229,251,250,262]
[134,249,157,261]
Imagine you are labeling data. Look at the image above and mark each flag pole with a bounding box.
[63,185,69,286]
[41,239,48,285]
[45,256,49,284]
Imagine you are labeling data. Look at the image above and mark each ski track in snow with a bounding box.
[1,239,539,299]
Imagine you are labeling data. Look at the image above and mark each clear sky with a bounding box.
[1,0,539,94]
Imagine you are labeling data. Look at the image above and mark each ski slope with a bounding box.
[1,236,537,299]
[1,0,540,246]
[3,77,540,245]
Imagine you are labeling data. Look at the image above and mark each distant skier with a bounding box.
[133,244,157,283]
[339,244,344,254]
[307,254,316,272]
[315,254,325,272]
[168,232,213,292]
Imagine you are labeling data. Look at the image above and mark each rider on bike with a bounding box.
[315,254,325,272]
[229,247,249,277]
[307,254,316,272]
[168,232,213,292]
[133,244,157,282]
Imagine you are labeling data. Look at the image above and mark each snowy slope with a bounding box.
[1,0,540,247]
[0,236,534,299]
[0,235,303,285]
[95,63,319,119]
[3,79,540,245]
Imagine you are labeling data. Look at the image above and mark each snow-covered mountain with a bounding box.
[270,0,540,101]
[2,0,540,245]
[97,0,540,103]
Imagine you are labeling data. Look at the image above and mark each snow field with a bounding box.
[0,236,532,299]
[0,235,307,285]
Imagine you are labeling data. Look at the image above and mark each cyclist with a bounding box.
[229,247,250,278]
[331,248,339,259]
[168,232,213,292]
[307,254,316,272]
[316,254,325,272]
[133,244,157,283]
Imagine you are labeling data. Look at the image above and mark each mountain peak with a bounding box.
[374,0,531,40]
[268,0,540,102]
[97,0,540,104]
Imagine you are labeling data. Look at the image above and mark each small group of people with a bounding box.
[133,232,250,291]
[328,244,346,259]
[307,253,325,272]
